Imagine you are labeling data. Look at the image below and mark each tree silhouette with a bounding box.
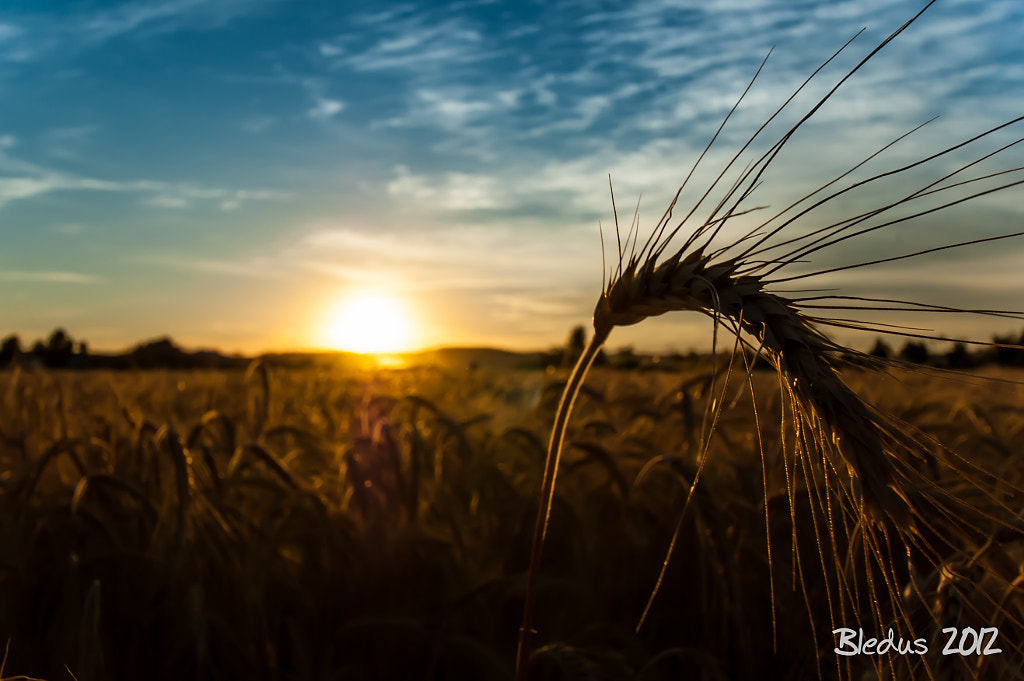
[946,342,972,369]
[563,325,587,367]
[993,332,1024,366]
[45,328,75,368]
[0,334,21,367]
[868,338,892,360]
[615,346,640,370]
[131,337,186,369]
[898,341,929,365]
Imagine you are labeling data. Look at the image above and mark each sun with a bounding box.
[321,292,413,354]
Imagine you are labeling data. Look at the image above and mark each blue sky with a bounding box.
[2,0,1023,355]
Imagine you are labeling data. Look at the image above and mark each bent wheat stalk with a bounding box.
[515,2,1024,678]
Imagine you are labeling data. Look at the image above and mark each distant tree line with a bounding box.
[3,326,1024,372]
[866,331,1024,369]
[542,325,1024,372]
[0,328,248,370]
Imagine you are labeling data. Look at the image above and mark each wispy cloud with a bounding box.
[0,23,20,42]
[135,184,290,210]
[77,0,286,43]
[288,74,349,125]
[0,0,285,66]
[337,13,486,74]
[386,165,503,210]
[0,177,54,204]
[0,144,291,210]
[489,292,582,322]
[145,194,190,209]
[133,254,289,279]
[308,98,344,119]
[0,172,290,210]
[0,21,31,62]
[316,0,1022,167]
[290,222,598,294]
[318,43,342,57]
[0,270,102,284]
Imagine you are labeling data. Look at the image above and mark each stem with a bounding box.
[515,329,609,681]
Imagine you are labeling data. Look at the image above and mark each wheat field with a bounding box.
[0,361,1021,680]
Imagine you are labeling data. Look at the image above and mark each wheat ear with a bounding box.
[596,248,923,522]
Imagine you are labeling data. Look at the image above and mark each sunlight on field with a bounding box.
[319,292,415,354]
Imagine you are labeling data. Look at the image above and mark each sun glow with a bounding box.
[321,292,414,354]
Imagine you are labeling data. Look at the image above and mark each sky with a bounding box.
[2,0,1023,356]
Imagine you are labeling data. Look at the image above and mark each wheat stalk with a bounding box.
[515,2,1024,678]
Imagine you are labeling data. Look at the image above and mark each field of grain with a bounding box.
[0,361,1020,680]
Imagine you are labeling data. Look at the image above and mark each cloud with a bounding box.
[0,172,290,210]
[341,14,485,74]
[489,292,582,321]
[349,0,1023,230]
[0,270,101,284]
[0,22,31,61]
[0,176,66,204]
[289,221,599,295]
[139,185,292,210]
[413,89,492,126]
[0,0,285,66]
[0,144,292,210]
[519,88,644,138]
[77,0,285,43]
[289,74,349,124]
[133,254,288,279]
[0,23,21,42]
[386,165,503,210]
[145,194,190,209]
[373,88,519,161]
[317,0,1021,171]
[308,98,344,119]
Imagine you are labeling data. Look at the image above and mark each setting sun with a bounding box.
[321,293,413,354]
